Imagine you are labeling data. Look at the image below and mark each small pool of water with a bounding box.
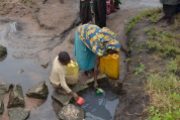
[74,86,120,120]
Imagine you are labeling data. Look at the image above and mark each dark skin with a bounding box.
[57,59,79,100]
[94,49,117,89]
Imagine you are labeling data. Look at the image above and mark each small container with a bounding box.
[96,88,103,95]
[76,97,84,105]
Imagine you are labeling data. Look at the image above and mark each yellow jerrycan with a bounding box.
[99,54,119,79]
[65,60,79,79]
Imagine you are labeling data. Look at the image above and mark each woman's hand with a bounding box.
[94,82,98,90]
[71,92,79,101]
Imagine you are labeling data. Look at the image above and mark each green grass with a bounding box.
[126,7,162,34]
[21,0,33,4]
[148,13,161,23]
[134,63,145,75]
[144,26,180,119]
[145,27,180,57]
[126,9,180,120]
[147,72,180,120]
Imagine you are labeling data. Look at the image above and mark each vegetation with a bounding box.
[21,0,33,4]
[144,26,180,120]
[134,63,145,75]
[126,8,180,119]
[126,7,162,34]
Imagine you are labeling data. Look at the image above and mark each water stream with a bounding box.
[0,21,119,120]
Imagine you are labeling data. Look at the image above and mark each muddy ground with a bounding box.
[0,0,162,119]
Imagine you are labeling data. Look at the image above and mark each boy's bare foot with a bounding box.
[161,17,172,27]
[42,0,47,4]
[158,16,168,21]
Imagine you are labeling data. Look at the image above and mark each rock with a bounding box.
[109,79,123,94]
[26,81,49,99]
[7,85,25,108]
[52,82,88,105]
[18,69,24,74]
[59,104,85,120]
[0,101,4,115]
[41,62,49,69]
[0,83,13,92]
[0,45,7,58]
[0,88,7,115]
[8,108,30,120]
[86,73,108,85]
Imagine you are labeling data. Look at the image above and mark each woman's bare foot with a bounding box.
[161,17,172,27]
[158,16,168,21]
[42,0,47,4]
[84,71,93,78]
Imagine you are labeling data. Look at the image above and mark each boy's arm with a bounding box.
[94,55,100,89]
[59,72,79,100]
[59,72,72,93]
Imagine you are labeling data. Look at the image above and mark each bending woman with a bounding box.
[74,24,120,89]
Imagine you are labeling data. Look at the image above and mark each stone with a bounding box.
[59,104,85,120]
[18,69,24,74]
[8,108,30,120]
[86,73,108,85]
[7,85,25,108]
[109,79,123,94]
[0,101,4,115]
[41,62,49,69]
[52,82,88,105]
[0,91,5,115]
[0,45,7,58]
[26,81,49,99]
[0,83,13,92]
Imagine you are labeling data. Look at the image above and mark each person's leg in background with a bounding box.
[97,0,106,28]
[93,0,100,26]
[159,4,176,27]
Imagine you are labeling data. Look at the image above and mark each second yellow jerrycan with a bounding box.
[65,60,79,79]
[99,54,120,79]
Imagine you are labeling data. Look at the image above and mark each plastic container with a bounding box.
[99,54,120,79]
[65,60,79,79]
[76,97,84,105]
[96,88,103,95]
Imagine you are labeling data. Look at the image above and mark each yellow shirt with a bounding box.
[50,56,72,93]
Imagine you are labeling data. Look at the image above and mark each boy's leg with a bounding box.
[51,82,68,95]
